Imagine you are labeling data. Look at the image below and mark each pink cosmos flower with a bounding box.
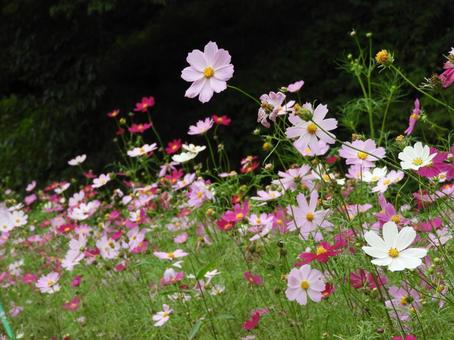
[26,180,37,192]
[392,335,417,340]
[251,190,282,201]
[188,117,214,135]
[287,191,332,239]
[339,139,385,168]
[153,304,173,327]
[375,195,408,227]
[181,41,234,103]
[174,232,188,244]
[154,249,188,261]
[36,272,60,294]
[63,296,81,311]
[286,103,337,153]
[287,80,304,93]
[296,241,339,265]
[243,272,263,286]
[439,51,454,88]
[107,109,120,118]
[273,165,314,191]
[349,269,388,290]
[418,147,450,178]
[165,139,182,155]
[404,98,421,135]
[71,275,82,287]
[22,273,37,284]
[257,91,295,128]
[294,140,330,157]
[160,268,185,286]
[134,96,155,112]
[385,284,421,321]
[212,114,231,126]
[242,311,261,331]
[285,265,325,305]
[128,123,152,134]
[223,201,249,223]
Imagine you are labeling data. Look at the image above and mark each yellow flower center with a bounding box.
[236,213,244,220]
[410,113,419,120]
[203,67,215,78]
[375,50,389,64]
[167,252,175,259]
[307,123,317,134]
[300,280,310,290]
[47,279,55,287]
[316,246,327,255]
[388,247,399,258]
[400,296,408,305]
[383,179,391,185]
[412,158,423,166]
[390,215,401,223]
[162,311,170,318]
[306,212,314,221]
[197,191,204,198]
[357,151,368,160]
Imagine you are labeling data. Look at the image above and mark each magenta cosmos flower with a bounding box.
[286,265,325,305]
[285,103,337,153]
[339,139,385,168]
[181,41,234,103]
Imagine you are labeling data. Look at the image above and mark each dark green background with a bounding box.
[1,0,453,188]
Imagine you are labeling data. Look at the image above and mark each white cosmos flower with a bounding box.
[172,152,198,163]
[398,142,436,170]
[68,154,87,166]
[362,167,387,183]
[362,221,427,272]
[182,144,206,153]
[92,174,111,188]
[127,143,157,157]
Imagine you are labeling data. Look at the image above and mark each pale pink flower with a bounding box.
[188,117,214,135]
[127,143,158,157]
[154,249,188,261]
[36,272,60,294]
[339,139,385,168]
[404,98,421,135]
[285,265,325,305]
[92,174,111,189]
[257,91,295,128]
[181,41,234,103]
[251,190,282,201]
[273,165,315,191]
[286,103,337,152]
[152,304,173,327]
[287,80,304,93]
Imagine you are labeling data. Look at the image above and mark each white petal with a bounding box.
[362,246,388,258]
[371,257,392,266]
[388,258,407,272]
[396,227,416,251]
[382,221,398,247]
[399,248,427,258]
[364,230,386,249]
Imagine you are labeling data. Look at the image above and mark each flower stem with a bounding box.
[227,85,260,105]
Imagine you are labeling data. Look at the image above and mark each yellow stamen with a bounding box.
[306,212,314,222]
[300,280,310,290]
[357,151,368,160]
[307,123,317,134]
[390,215,401,224]
[316,246,327,255]
[203,67,215,78]
[388,248,399,258]
[412,158,423,166]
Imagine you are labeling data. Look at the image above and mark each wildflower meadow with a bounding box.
[1,34,454,340]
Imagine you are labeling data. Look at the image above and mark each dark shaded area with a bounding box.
[1,0,454,188]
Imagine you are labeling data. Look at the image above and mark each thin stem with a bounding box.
[227,85,260,105]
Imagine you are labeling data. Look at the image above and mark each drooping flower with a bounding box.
[181,41,234,103]
[134,96,155,112]
[362,221,427,272]
[404,98,421,135]
[285,103,337,153]
[385,284,421,321]
[439,48,454,88]
[36,272,60,294]
[285,265,325,305]
[152,304,173,327]
[339,139,385,168]
[349,269,388,290]
[188,117,214,135]
[257,91,295,128]
[398,142,437,171]
[68,154,87,166]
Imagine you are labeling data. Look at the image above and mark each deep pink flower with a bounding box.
[296,241,339,265]
[181,41,234,103]
[63,296,81,311]
[244,272,263,286]
[223,202,249,223]
[216,218,235,231]
[134,96,155,112]
[392,335,417,340]
[242,311,261,331]
[22,273,37,284]
[240,156,259,174]
[212,114,231,126]
[375,195,409,227]
[128,123,152,134]
[165,139,182,155]
[71,275,82,287]
[349,269,388,290]
[404,98,421,135]
[418,147,450,178]
[439,67,454,88]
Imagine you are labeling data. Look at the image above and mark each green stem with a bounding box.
[378,87,395,145]
[391,65,454,113]
[0,300,15,340]
[227,85,260,105]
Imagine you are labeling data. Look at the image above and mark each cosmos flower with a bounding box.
[68,154,87,166]
[128,123,152,134]
[92,174,111,189]
[339,139,385,168]
[152,304,173,327]
[287,80,304,93]
[36,272,60,294]
[257,91,295,128]
[362,221,427,272]
[181,41,234,103]
[285,103,337,153]
[127,143,158,157]
[404,98,421,135]
[134,96,155,112]
[398,142,437,170]
[212,115,231,126]
[165,139,182,155]
[154,249,189,261]
[188,117,214,135]
[285,265,325,305]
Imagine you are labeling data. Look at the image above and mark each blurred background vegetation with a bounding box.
[1,0,453,189]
